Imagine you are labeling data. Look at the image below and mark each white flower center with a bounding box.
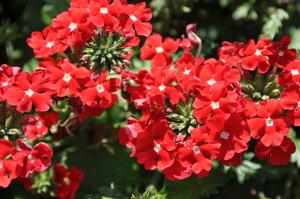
[291,69,299,76]
[210,101,220,110]
[129,15,138,22]
[183,69,191,75]
[96,84,104,93]
[155,46,164,53]
[193,145,201,154]
[36,121,42,128]
[265,117,273,127]
[100,7,108,14]
[63,73,72,83]
[63,177,71,186]
[278,50,284,57]
[27,154,33,160]
[134,99,146,107]
[2,81,8,87]
[146,85,151,90]
[255,49,262,56]
[207,79,216,86]
[220,131,230,140]
[25,89,34,97]
[158,84,166,91]
[69,23,78,32]
[298,101,300,108]
[154,144,161,153]
[46,41,54,48]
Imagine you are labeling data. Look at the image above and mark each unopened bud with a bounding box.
[269,89,281,98]
[263,81,277,94]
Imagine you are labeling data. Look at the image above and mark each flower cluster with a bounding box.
[119,35,298,180]
[1,0,300,196]
[0,139,52,188]
[27,0,152,71]
[0,0,153,197]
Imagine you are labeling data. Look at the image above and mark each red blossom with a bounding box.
[140,34,178,68]
[0,140,20,188]
[27,26,68,58]
[53,164,84,199]
[247,99,290,147]
[255,137,296,165]
[4,71,53,113]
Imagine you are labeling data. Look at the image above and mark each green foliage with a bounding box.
[162,171,231,199]
[131,186,166,199]
[232,0,257,21]
[231,153,262,184]
[262,8,289,39]
[290,128,300,168]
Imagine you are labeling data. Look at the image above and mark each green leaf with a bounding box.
[65,141,149,198]
[232,2,252,20]
[289,27,300,52]
[163,171,230,199]
[290,128,300,168]
[235,160,261,184]
[131,186,166,199]
[262,8,289,39]
[22,58,38,72]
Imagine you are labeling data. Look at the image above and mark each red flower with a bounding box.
[13,139,53,178]
[240,38,272,73]
[87,0,119,31]
[140,34,178,68]
[177,126,220,177]
[46,59,91,97]
[268,36,297,66]
[207,114,250,164]
[22,111,58,141]
[70,0,90,8]
[118,118,144,153]
[175,52,204,91]
[4,71,53,113]
[52,10,93,47]
[195,59,241,90]
[118,2,152,36]
[193,84,241,123]
[53,164,84,199]
[247,99,290,147]
[278,59,300,86]
[146,67,182,106]
[281,84,300,126]
[163,160,193,181]
[0,139,20,188]
[27,26,67,58]
[134,118,176,170]
[0,64,20,101]
[22,115,49,141]
[255,137,296,165]
[218,41,244,67]
[80,71,120,108]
